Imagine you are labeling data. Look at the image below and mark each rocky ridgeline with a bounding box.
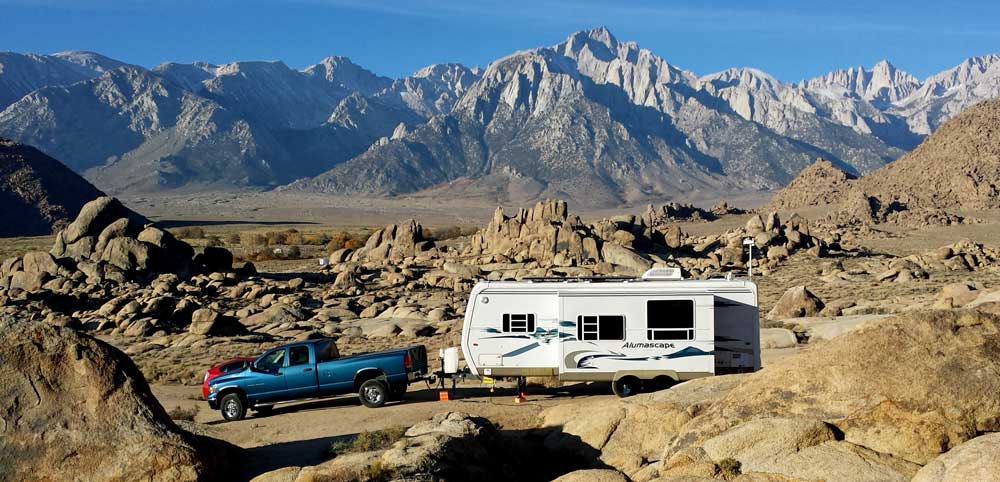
[319,200,830,286]
[643,200,745,224]
[824,190,981,229]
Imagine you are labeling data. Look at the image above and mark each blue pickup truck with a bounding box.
[206,339,428,421]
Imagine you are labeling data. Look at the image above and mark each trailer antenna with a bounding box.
[743,238,755,280]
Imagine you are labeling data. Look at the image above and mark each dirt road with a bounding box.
[152,381,617,481]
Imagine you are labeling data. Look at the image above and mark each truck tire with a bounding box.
[220,393,247,421]
[612,376,640,398]
[359,379,388,408]
[388,382,407,401]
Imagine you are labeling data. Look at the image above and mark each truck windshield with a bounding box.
[257,349,285,370]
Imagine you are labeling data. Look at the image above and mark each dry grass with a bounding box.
[0,234,54,260]
[167,406,198,422]
[328,427,407,457]
[311,461,396,482]
[718,457,741,479]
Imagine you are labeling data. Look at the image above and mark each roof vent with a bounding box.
[641,267,683,280]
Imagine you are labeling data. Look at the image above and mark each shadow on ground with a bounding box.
[229,382,620,481]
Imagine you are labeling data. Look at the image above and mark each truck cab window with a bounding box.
[577,315,625,341]
[257,349,285,370]
[647,300,695,340]
[315,340,340,362]
[502,313,535,333]
[289,346,310,366]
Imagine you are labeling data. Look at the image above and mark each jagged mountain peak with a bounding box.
[302,55,392,96]
[803,60,920,108]
[564,26,620,54]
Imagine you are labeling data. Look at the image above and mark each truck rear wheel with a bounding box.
[359,379,388,408]
[220,393,246,421]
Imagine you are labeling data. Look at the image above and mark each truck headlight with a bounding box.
[209,385,218,394]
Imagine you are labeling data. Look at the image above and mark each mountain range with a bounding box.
[2,28,999,206]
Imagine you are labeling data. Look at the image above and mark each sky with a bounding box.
[1,0,999,82]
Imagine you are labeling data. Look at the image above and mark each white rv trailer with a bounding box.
[460,268,759,396]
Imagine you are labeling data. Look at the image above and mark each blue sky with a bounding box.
[1,0,998,81]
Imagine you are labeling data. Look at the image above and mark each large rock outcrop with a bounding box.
[766,97,1000,224]
[349,219,436,264]
[1,196,230,295]
[657,309,1000,480]
[0,315,232,481]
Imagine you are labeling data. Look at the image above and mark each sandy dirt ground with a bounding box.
[153,381,617,481]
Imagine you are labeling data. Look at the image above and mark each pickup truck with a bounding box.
[206,339,428,421]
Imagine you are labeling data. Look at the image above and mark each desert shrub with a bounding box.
[205,235,224,247]
[303,233,332,245]
[718,457,742,478]
[241,232,268,247]
[327,231,368,253]
[172,226,205,239]
[284,230,305,246]
[225,232,241,245]
[328,427,406,457]
[241,245,305,261]
[168,406,198,422]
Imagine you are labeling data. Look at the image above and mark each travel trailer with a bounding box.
[460,268,759,396]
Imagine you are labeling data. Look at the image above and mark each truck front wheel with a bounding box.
[220,393,247,421]
[359,379,388,408]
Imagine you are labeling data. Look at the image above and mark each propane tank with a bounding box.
[440,347,459,374]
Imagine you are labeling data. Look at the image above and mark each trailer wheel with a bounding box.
[612,376,640,398]
[220,393,246,421]
[359,379,388,408]
[652,375,678,392]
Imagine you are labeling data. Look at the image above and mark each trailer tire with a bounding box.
[612,376,640,398]
[652,375,678,392]
[220,393,246,421]
[359,379,388,408]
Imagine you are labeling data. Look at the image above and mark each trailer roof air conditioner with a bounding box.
[641,267,683,280]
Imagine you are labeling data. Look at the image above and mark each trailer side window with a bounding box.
[577,315,625,341]
[502,313,535,333]
[647,300,695,340]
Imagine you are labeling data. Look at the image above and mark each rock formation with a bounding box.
[0,315,233,482]
[767,97,1000,227]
